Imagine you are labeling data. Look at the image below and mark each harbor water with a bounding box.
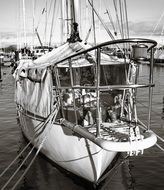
[0,64,164,190]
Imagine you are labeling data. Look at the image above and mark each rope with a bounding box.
[138,119,164,144]
[1,109,54,190]
[97,155,129,185]
[0,118,44,178]
[0,109,56,180]
[0,140,32,178]
[1,145,36,190]
[137,100,164,119]
[11,138,47,190]
[155,143,164,152]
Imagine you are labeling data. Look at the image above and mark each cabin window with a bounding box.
[58,68,71,87]
[72,66,95,86]
[100,64,127,85]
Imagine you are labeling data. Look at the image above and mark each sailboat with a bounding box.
[13,0,158,184]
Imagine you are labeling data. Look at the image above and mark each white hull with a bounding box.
[18,110,117,182]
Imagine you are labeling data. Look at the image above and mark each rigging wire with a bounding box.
[113,0,123,38]
[84,26,92,44]
[88,0,115,41]
[35,0,47,30]
[104,9,117,37]
[87,0,127,56]
[149,9,164,38]
[124,0,129,38]
[47,0,53,18]
[119,0,124,39]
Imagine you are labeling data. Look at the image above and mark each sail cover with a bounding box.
[21,42,123,69]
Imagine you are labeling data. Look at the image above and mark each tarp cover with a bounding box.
[16,42,122,69]
[15,67,53,118]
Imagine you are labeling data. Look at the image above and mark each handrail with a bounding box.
[53,38,157,66]
[55,83,155,90]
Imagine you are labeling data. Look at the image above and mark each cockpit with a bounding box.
[52,52,137,127]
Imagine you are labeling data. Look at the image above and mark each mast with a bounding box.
[91,0,96,45]
[60,0,64,44]
[66,0,69,37]
[49,0,56,47]
[17,0,21,50]
[32,0,35,49]
[70,0,75,24]
[44,0,48,45]
[22,0,27,48]
[67,0,82,43]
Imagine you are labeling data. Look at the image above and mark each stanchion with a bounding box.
[0,57,2,82]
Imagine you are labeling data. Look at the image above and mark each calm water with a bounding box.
[0,65,164,190]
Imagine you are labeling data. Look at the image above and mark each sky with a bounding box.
[0,0,164,48]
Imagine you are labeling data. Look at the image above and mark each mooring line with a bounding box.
[138,119,164,153]
[155,143,164,152]
[11,138,47,190]
[138,119,164,144]
[97,155,129,186]
[137,100,164,118]
[0,140,32,178]
[0,110,55,190]
[0,116,47,178]
[1,145,36,190]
